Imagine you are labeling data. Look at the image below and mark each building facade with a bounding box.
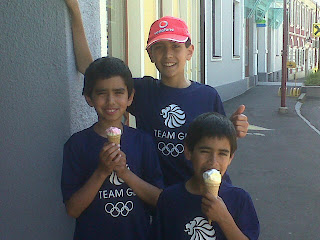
[243,0,320,83]
[288,0,320,80]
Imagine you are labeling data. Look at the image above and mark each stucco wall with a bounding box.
[205,0,248,102]
[0,1,100,239]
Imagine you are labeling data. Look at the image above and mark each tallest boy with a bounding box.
[64,0,249,187]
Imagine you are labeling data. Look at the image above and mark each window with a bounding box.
[289,0,293,25]
[300,49,304,67]
[301,5,305,29]
[212,0,222,58]
[232,0,240,58]
[288,47,293,61]
[295,48,299,66]
[293,0,296,26]
[297,3,300,27]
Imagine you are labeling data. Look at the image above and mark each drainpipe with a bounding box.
[316,3,320,71]
[280,0,288,113]
[200,0,205,84]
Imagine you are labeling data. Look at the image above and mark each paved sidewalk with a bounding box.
[222,85,320,240]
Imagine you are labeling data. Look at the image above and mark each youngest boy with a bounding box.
[61,57,163,240]
[151,112,259,240]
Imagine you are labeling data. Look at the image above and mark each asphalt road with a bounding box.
[223,86,320,240]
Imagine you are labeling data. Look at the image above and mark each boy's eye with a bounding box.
[114,90,125,95]
[219,152,228,156]
[200,150,210,154]
[154,45,162,50]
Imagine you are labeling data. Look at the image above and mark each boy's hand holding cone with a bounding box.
[203,169,221,224]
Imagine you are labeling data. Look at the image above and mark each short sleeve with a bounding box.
[141,134,164,189]
[213,89,226,116]
[149,191,166,240]
[127,77,144,116]
[61,139,85,203]
[236,191,260,240]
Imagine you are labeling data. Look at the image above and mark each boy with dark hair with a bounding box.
[61,56,163,240]
[151,112,259,240]
[64,0,249,187]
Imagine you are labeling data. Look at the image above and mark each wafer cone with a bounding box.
[205,182,220,225]
[107,134,121,144]
[203,169,221,225]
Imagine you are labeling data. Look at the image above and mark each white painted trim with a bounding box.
[295,102,320,136]
[211,57,222,62]
[100,0,107,56]
[204,0,208,85]
[232,0,241,59]
[257,82,303,86]
[210,0,222,61]
[127,0,144,77]
[162,0,174,16]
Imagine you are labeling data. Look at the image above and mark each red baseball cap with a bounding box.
[146,16,191,49]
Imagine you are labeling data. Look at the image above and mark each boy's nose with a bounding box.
[164,47,173,57]
[208,154,218,167]
[106,94,115,104]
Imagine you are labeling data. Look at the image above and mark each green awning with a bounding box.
[268,7,283,29]
[245,0,284,29]
[245,0,275,19]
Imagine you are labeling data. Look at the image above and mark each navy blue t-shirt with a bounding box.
[151,181,259,240]
[61,124,163,240]
[128,77,226,186]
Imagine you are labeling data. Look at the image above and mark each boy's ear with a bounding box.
[85,95,94,107]
[147,49,155,63]
[186,44,194,61]
[184,144,192,160]
[127,89,135,107]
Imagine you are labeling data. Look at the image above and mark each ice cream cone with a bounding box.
[206,183,220,197]
[106,127,122,144]
[203,169,221,225]
[107,134,121,144]
[205,183,220,225]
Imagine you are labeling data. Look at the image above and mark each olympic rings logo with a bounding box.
[105,201,134,218]
[158,142,184,157]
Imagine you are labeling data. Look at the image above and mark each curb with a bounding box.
[297,93,306,103]
[301,86,320,98]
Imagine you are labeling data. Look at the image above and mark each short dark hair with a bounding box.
[185,112,237,155]
[83,57,133,97]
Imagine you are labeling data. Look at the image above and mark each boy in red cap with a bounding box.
[64,0,249,187]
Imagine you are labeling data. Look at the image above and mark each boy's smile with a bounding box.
[149,41,194,85]
[185,136,234,182]
[85,76,134,130]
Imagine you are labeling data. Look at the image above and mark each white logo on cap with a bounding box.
[159,21,168,28]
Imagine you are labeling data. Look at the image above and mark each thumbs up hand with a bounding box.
[230,105,249,138]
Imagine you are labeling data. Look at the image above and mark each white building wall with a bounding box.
[0,1,100,239]
[205,0,248,102]
[267,26,283,82]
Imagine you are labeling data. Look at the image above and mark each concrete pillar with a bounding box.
[257,25,268,82]
[0,0,100,238]
[268,27,275,81]
[249,18,258,85]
